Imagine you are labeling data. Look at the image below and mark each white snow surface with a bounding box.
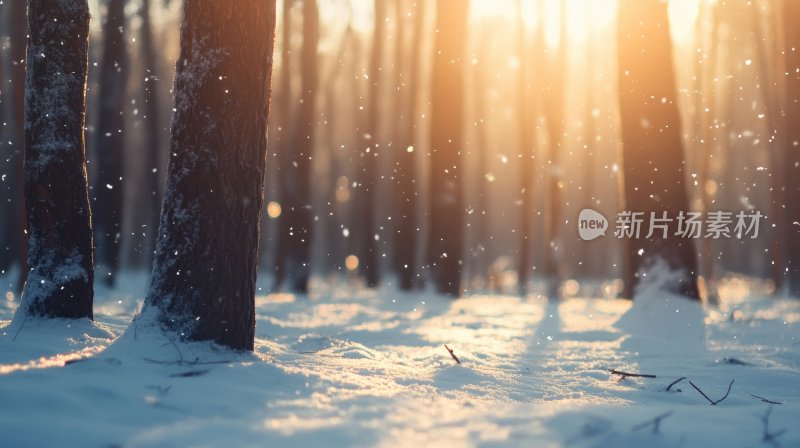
[1,272,799,447]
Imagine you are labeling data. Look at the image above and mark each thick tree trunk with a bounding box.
[93,0,128,285]
[10,0,29,292]
[428,0,468,296]
[617,0,700,299]
[277,0,317,294]
[391,0,423,291]
[144,0,276,350]
[362,0,387,288]
[17,0,93,319]
[784,0,800,297]
[140,0,164,267]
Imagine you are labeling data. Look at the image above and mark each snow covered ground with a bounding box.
[1,272,799,447]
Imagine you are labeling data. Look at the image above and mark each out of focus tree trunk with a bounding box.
[273,0,293,290]
[517,0,537,295]
[276,0,318,293]
[143,0,276,350]
[617,0,700,300]
[0,2,11,274]
[140,0,165,267]
[9,0,29,292]
[541,0,567,299]
[16,0,94,319]
[783,0,800,297]
[427,0,468,296]
[93,0,128,286]
[392,0,424,290]
[362,0,388,288]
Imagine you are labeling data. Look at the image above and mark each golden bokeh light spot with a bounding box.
[267,201,282,219]
[345,255,359,271]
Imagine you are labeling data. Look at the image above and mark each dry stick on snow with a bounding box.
[688,379,734,405]
[11,313,29,342]
[444,345,461,364]
[751,394,783,405]
[758,405,787,444]
[631,411,674,434]
[608,369,656,382]
[666,377,687,392]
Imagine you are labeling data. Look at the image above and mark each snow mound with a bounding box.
[615,264,706,354]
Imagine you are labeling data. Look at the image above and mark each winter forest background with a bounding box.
[1,0,799,447]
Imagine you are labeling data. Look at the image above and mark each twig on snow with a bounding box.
[143,357,231,367]
[751,394,783,405]
[758,405,787,445]
[666,377,687,392]
[631,411,674,434]
[444,345,461,364]
[12,313,29,342]
[608,369,656,382]
[688,379,734,405]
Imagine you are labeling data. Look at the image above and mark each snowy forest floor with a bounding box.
[1,272,799,448]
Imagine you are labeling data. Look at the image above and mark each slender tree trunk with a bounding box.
[0,2,11,273]
[541,0,567,299]
[277,0,317,294]
[617,0,700,299]
[16,0,93,319]
[783,0,800,297]
[140,0,164,267]
[362,0,387,288]
[471,39,491,293]
[273,0,293,291]
[517,0,536,295]
[93,0,128,286]
[691,0,720,303]
[751,0,788,292]
[10,0,28,292]
[392,0,424,290]
[427,0,468,296]
[143,0,276,350]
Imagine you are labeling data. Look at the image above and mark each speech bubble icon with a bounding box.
[578,208,608,241]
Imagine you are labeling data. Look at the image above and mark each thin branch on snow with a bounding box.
[12,313,29,342]
[688,379,734,405]
[631,411,674,434]
[751,394,783,405]
[146,385,172,396]
[758,405,787,446]
[143,357,231,367]
[608,369,656,382]
[666,377,686,392]
[444,345,461,364]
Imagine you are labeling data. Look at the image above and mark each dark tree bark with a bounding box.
[93,0,128,286]
[276,0,317,294]
[0,2,11,273]
[16,0,93,319]
[362,0,387,288]
[427,0,468,296]
[9,0,29,291]
[784,0,800,297]
[143,0,276,350]
[140,0,164,267]
[617,0,700,299]
[392,0,425,290]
